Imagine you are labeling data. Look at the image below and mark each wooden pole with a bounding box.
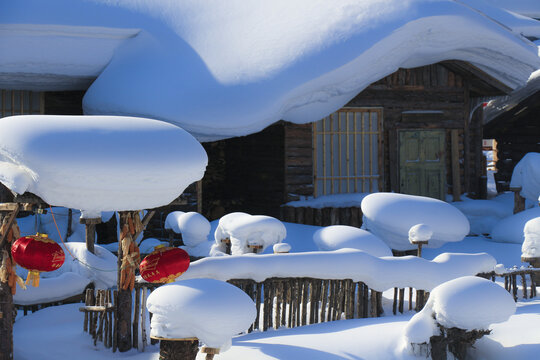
[0,209,15,360]
[80,217,101,255]
[116,212,131,352]
[510,187,526,214]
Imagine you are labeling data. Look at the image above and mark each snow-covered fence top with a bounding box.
[0,115,207,218]
[180,250,496,292]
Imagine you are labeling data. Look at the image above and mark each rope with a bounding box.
[49,206,118,273]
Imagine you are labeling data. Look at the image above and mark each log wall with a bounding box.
[280,206,363,227]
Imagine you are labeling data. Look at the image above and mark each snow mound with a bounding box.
[405,276,515,346]
[0,115,207,217]
[273,243,292,253]
[521,217,540,259]
[13,272,90,306]
[451,194,514,235]
[182,249,496,292]
[147,279,256,350]
[361,193,470,250]
[491,207,540,244]
[164,211,210,247]
[214,213,286,255]
[45,242,117,289]
[510,153,540,203]
[313,225,392,257]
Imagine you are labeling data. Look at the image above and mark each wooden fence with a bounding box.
[76,269,540,352]
[280,206,363,227]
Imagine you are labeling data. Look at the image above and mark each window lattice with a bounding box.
[1,90,43,118]
[313,108,383,196]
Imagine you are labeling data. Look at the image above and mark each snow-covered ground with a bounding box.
[12,218,540,359]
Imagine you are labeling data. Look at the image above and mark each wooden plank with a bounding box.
[451,129,461,201]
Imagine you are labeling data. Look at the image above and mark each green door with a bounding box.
[399,130,446,200]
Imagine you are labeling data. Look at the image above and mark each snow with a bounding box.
[491,207,540,244]
[285,193,370,208]
[510,153,540,203]
[361,193,470,250]
[521,217,540,258]
[164,211,210,247]
[146,279,256,350]
[273,243,291,253]
[451,193,514,235]
[181,249,495,292]
[3,1,540,140]
[0,115,207,218]
[408,224,433,243]
[404,276,515,348]
[13,272,89,306]
[138,238,168,254]
[487,0,540,18]
[213,213,286,255]
[313,225,392,257]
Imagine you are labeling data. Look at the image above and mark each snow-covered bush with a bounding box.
[147,279,256,351]
[361,193,469,250]
[212,213,286,255]
[404,276,515,359]
[313,225,392,257]
[521,217,540,259]
[510,152,540,203]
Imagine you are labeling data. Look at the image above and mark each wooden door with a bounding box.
[399,130,446,200]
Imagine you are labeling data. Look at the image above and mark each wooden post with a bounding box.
[451,129,461,201]
[155,337,199,360]
[201,347,220,360]
[80,217,101,255]
[510,187,526,214]
[0,209,14,360]
[116,213,131,353]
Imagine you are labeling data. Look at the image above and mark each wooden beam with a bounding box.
[451,130,461,201]
[0,203,33,212]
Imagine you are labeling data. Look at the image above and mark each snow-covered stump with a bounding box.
[521,217,540,285]
[273,243,291,254]
[408,224,433,258]
[147,279,256,360]
[404,276,515,360]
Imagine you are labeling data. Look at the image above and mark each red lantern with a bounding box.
[139,245,190,283]
[11,233,65,287]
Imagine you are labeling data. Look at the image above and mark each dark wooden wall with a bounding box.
[485,91,540,192]
[284,123,313,202]
[201,123,285,220]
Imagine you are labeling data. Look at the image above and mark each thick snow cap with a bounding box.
[147,279,256,350]
[361,193,470,250]
[3,1,540,141]
[0,115,207,218]
[510,153,540,203]
[491,207,540,244]
[405,276,515,346]
[522,217,540,258]
[214,213,286,255]
[164,211,210,247]
[313,225,392,257]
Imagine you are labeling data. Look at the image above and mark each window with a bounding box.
[313,108,382,196]
[1,90,43,117]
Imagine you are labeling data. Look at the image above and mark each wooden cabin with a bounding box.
[201,61,512,225]
[484,84,540,193]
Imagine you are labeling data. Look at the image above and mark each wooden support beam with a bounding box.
[0,211,13,360]
[510,187,526,214]
[80,217,101,255]
[451,130,461,201]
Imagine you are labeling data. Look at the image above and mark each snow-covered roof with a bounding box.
[2,1,540,140]
[487,0,540,19]
[484,69,540,124]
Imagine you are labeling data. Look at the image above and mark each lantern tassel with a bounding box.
[26,270,41,287]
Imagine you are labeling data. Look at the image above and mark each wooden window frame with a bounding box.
[313,107,383,197]
[1,90,44,118]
